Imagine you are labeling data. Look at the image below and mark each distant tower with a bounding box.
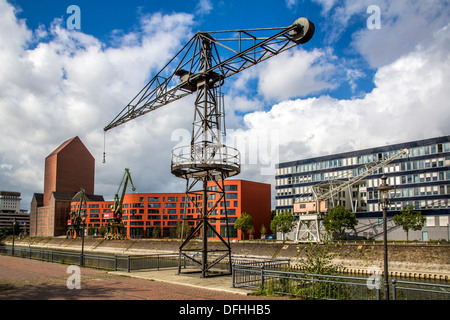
[43,136,95,206]
[30,136,96,236]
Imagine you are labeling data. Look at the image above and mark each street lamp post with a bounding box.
[11,219,17,256]
[80,211,87,267]
[375,174,394,300]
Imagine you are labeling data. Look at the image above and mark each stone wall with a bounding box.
[4,237,449,278]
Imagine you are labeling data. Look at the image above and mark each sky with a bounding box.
[1,0,449,210]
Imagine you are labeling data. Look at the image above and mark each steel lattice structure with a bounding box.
[104,17,315,277]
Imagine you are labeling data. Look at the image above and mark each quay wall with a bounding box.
[3,237,449,280]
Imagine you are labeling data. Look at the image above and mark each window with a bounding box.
[439,216,449,226]
[148,203,161,208]
[225,193,238,199]
[220,209,236,215]
[426,216,435,227]
[148,197,159,202]
[224,185,238,191]
[165,203,176,208]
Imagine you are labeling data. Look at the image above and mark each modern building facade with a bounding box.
[276,135,450,241]
[0,191,21,213]
[70,180,271,241]
[0,191,29,234]
[30,136,100,237]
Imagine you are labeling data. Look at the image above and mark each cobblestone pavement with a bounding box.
[0,255,286,300]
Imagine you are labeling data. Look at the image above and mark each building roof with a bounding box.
[52,192,104,202]
[32,193,44,206]
[45,136,93,159]
[0,191,21,197]
[277,135,450,168]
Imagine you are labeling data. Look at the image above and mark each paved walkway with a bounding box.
[0,255,285,300]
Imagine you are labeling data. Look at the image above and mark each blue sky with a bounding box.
[10,0,375,100]
[1,0,449,209]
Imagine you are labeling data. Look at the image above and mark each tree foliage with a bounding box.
[270,211,296,242]
[393,205,426,241]
[296,238,345,274]
[323,205,358,239]
[234,212,253,240]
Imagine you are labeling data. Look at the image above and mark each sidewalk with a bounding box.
[111,268,252,296]
[1,255,284,300]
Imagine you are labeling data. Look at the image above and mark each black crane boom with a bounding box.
[104,17,314,131]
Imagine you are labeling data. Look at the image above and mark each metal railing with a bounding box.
[0,245,183,272]
[392,279,450,300]
[232,263,450,300]
[1,245,289,274]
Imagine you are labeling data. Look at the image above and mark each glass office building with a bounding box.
[275,135,450,241]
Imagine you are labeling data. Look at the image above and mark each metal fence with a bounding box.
[1,245,289,274]
[0,245,182,272]
[392,279,450,300]
[232,263,450,300]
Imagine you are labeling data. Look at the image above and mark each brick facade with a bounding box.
[30,137,96,237]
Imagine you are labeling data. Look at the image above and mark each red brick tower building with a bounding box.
[30,136,98,236]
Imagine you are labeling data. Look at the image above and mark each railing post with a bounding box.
[127,255,130,272]
[114,254,117,271]
[260,265,265,288]
[232,264,235,288]
[392,279,397,300]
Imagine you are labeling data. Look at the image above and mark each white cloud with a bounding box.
[351,0,450,68]
[1,0,449,212]
[312,0,450,68]
[196,0,213,16]
[285,0,298,10]
[238,22,450,170]
[0,0,195,208]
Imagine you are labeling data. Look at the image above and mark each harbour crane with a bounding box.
[294,148,409,242]
[104,168,136,240]
[104,17,315,277]
[67,188,88,238]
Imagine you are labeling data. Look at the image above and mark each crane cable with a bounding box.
[103,131,106,163]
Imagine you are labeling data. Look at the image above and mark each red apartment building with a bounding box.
[71,180,271,241]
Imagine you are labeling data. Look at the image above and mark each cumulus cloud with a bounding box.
[196,0,213,16]
[313,0,450,68]
[0,0,195,207]
[238,22,450,174]
[1,0,449,211]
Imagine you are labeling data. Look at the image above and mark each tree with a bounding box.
[152,226,161,238]
[270,211,296,242]
[176,220,191,238]
[393,205,426,241]
[260,224,267,239]
[234,212,253,240]
[296,237,345,274]
[323,205,358,240]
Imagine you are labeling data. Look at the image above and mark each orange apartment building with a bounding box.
[71,180,271,241]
